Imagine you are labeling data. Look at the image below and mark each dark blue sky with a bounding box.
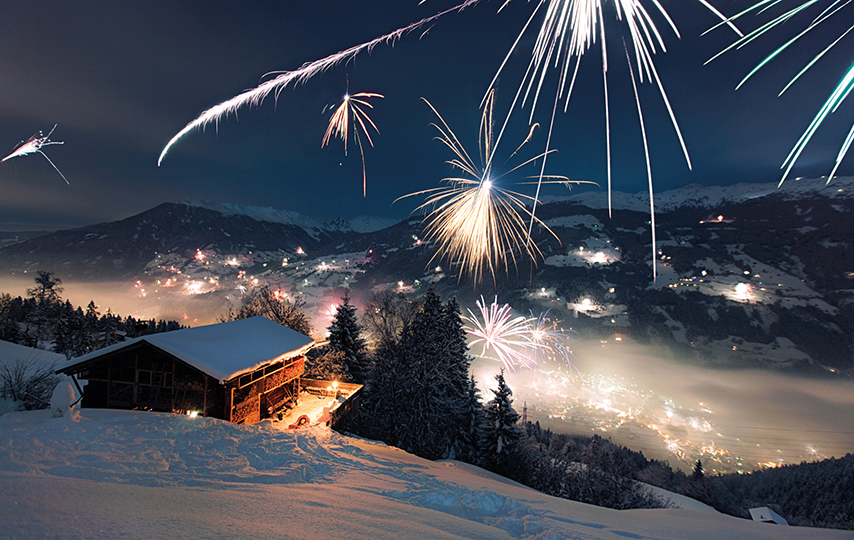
[0,0,850,230]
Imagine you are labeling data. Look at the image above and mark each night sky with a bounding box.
[1,0,851,231]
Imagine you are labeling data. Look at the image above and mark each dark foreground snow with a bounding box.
[1,409,850,540]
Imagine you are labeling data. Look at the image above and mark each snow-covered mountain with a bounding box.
[2,407,847,540]
[543,175,854,213]
[1,178,852,371]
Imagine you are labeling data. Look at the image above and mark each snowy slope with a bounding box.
[0,340,64,366]
[1,409,849,540]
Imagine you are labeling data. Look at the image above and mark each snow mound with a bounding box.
[49,381,77,419]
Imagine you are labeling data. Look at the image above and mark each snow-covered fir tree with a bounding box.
[357,289,420,444]
[360,286,474,461]
[437,296,475,461]
[480,369,523,475]
[327,294,368,383]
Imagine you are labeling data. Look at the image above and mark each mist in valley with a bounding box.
[3,273,852,475]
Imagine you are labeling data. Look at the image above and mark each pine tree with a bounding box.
[26,271,64,346]
[460,376,484,464]
[693,458,704,481]
[438,296,475,460]
[327,294,367,383]
[395,286,446,456]
[480,369,524,475]
[361,334,409,446]
[358,287,474,461]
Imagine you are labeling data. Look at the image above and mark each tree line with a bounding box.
[1,271,185,358]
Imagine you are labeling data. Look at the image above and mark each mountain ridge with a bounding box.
[1,177,852,372]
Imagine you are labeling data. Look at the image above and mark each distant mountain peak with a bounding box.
[178,199,399,234]
[178,199,324,230]
[541,176,854,212]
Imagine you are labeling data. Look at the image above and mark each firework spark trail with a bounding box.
[485,0,739,279]
[526,309,584,381]
[2,125,69,184]
[707,1,854,185]
[321,89,384,197]
[397,91,581,283]
[157,0,485,166]
[463,296,538,371]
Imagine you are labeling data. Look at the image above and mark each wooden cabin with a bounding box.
[55,317,315,424]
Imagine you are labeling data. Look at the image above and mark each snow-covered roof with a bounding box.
[56,317,314,383]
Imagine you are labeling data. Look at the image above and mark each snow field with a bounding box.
[1,408,851,539]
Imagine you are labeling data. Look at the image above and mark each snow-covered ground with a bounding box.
[2,408,850,540]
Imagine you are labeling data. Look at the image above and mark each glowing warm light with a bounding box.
[185,281,204,295]
[1,124,69,184]
[323,304,339,318]
[734,282,752,299]
[296,247,305,255]
[525,309,583,378]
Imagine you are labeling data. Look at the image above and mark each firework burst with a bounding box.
[463,297,585,376]
[706,0,854,185]
[157,0,484,166]
[486,0,739,280]
[398,90,581,283]
[321,85,384,197]
[2,124,69,184]
[463,296,538,371]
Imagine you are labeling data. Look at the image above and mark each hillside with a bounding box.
[1,177,853,371]
[1,408,850,540]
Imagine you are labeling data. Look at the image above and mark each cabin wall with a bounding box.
[71,344,223,417]
[226,357,305,424]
